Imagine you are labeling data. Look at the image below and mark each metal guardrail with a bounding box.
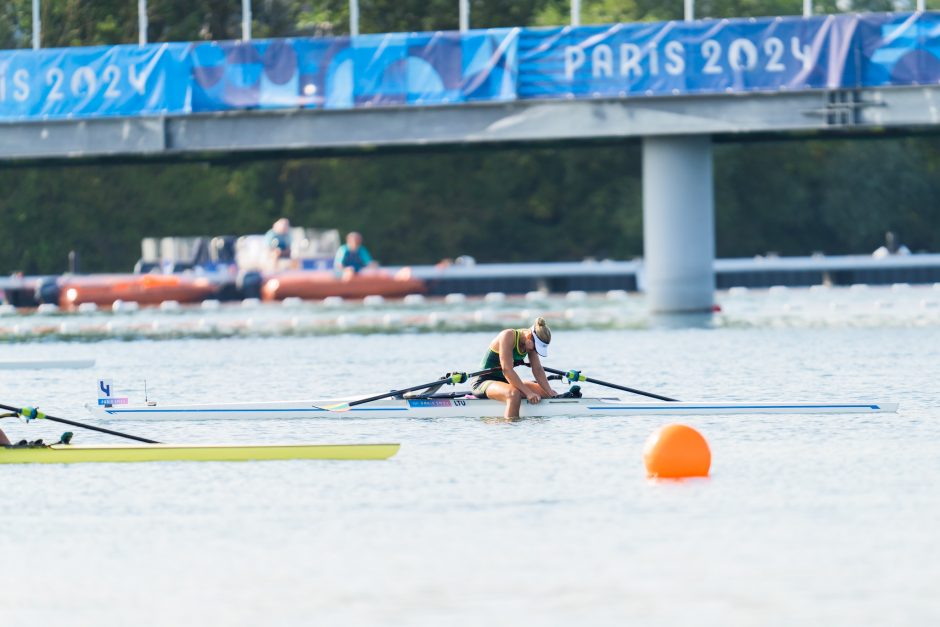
[24,0,931,49]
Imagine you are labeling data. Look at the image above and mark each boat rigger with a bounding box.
[86,396,899,421]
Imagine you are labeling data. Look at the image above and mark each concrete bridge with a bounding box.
[3,12,940,312]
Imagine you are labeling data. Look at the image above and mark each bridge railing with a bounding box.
[21,0,932,49]
[2,12,939,123]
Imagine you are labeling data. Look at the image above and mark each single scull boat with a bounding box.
[86,396,899,421]
[0,442,400,464]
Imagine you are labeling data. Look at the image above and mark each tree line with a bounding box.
[1,0,938,274]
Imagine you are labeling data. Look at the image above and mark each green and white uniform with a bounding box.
[471,329,528,397]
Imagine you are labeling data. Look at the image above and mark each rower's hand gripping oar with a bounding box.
[524,365,679,402]
[317,366,502,412]
[0,402,159,444]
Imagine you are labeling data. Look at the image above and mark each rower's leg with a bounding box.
[504,388,522,419]
[0,428,10,446]
[522,380,551,398]
[481,381,523,419]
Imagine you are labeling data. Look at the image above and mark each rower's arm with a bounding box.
[528,352,556,397]
[497,331,529,392]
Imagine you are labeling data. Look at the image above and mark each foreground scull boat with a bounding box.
[0,442,400,464]
[85,396,899,421]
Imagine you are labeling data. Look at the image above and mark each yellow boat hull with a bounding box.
[0,443,400,464]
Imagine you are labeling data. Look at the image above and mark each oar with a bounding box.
[317,367,502,412]
[0,402,159,444]
[524,365,679,402]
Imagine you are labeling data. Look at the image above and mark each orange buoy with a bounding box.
[643,423,711,479]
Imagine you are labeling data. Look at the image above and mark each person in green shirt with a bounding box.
[470,316,557,419]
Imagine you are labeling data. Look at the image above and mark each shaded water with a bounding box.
[1,289,938,626]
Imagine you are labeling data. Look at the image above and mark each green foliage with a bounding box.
[716,137,940,256]
[0,0,31,49]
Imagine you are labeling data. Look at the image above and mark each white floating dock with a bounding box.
[0,359,96,370]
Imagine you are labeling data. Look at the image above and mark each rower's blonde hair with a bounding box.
[532,317,551,344]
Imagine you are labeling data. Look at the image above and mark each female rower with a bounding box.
[471,317,557,418]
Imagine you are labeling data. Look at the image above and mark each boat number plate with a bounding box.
[407,399,454,408]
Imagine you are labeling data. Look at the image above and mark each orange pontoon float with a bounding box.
[261,268,425,301]
[59,274,219,308]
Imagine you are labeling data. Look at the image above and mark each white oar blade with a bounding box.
[317,402,351,413]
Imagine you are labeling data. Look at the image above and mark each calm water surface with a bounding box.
[1,294,938,626]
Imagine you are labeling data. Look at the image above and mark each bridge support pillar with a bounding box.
[642,135,716,313]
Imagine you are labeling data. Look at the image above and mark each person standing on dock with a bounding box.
[470,317,557,419]
[334,231,378,280]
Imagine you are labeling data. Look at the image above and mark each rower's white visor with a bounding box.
[531,327,549,358]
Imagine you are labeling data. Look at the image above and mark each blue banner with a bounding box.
[0,43,190,120]
[189,29,518,111]
[521,15,870,98]
[518,12,940,99]
[2,13,940,122]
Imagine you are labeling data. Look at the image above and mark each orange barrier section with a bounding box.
[262,268,426,301]
[60,274,218,308]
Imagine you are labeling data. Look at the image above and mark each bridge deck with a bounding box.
[2,86,939,161]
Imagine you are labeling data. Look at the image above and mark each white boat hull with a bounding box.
[85,397,900,421]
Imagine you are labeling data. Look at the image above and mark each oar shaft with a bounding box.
[346,366,502,408]
[0,403,159,444]
[537,366,678,402]
[580,376,677,402]
[347,386,429,408]
[43,415,159,443]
